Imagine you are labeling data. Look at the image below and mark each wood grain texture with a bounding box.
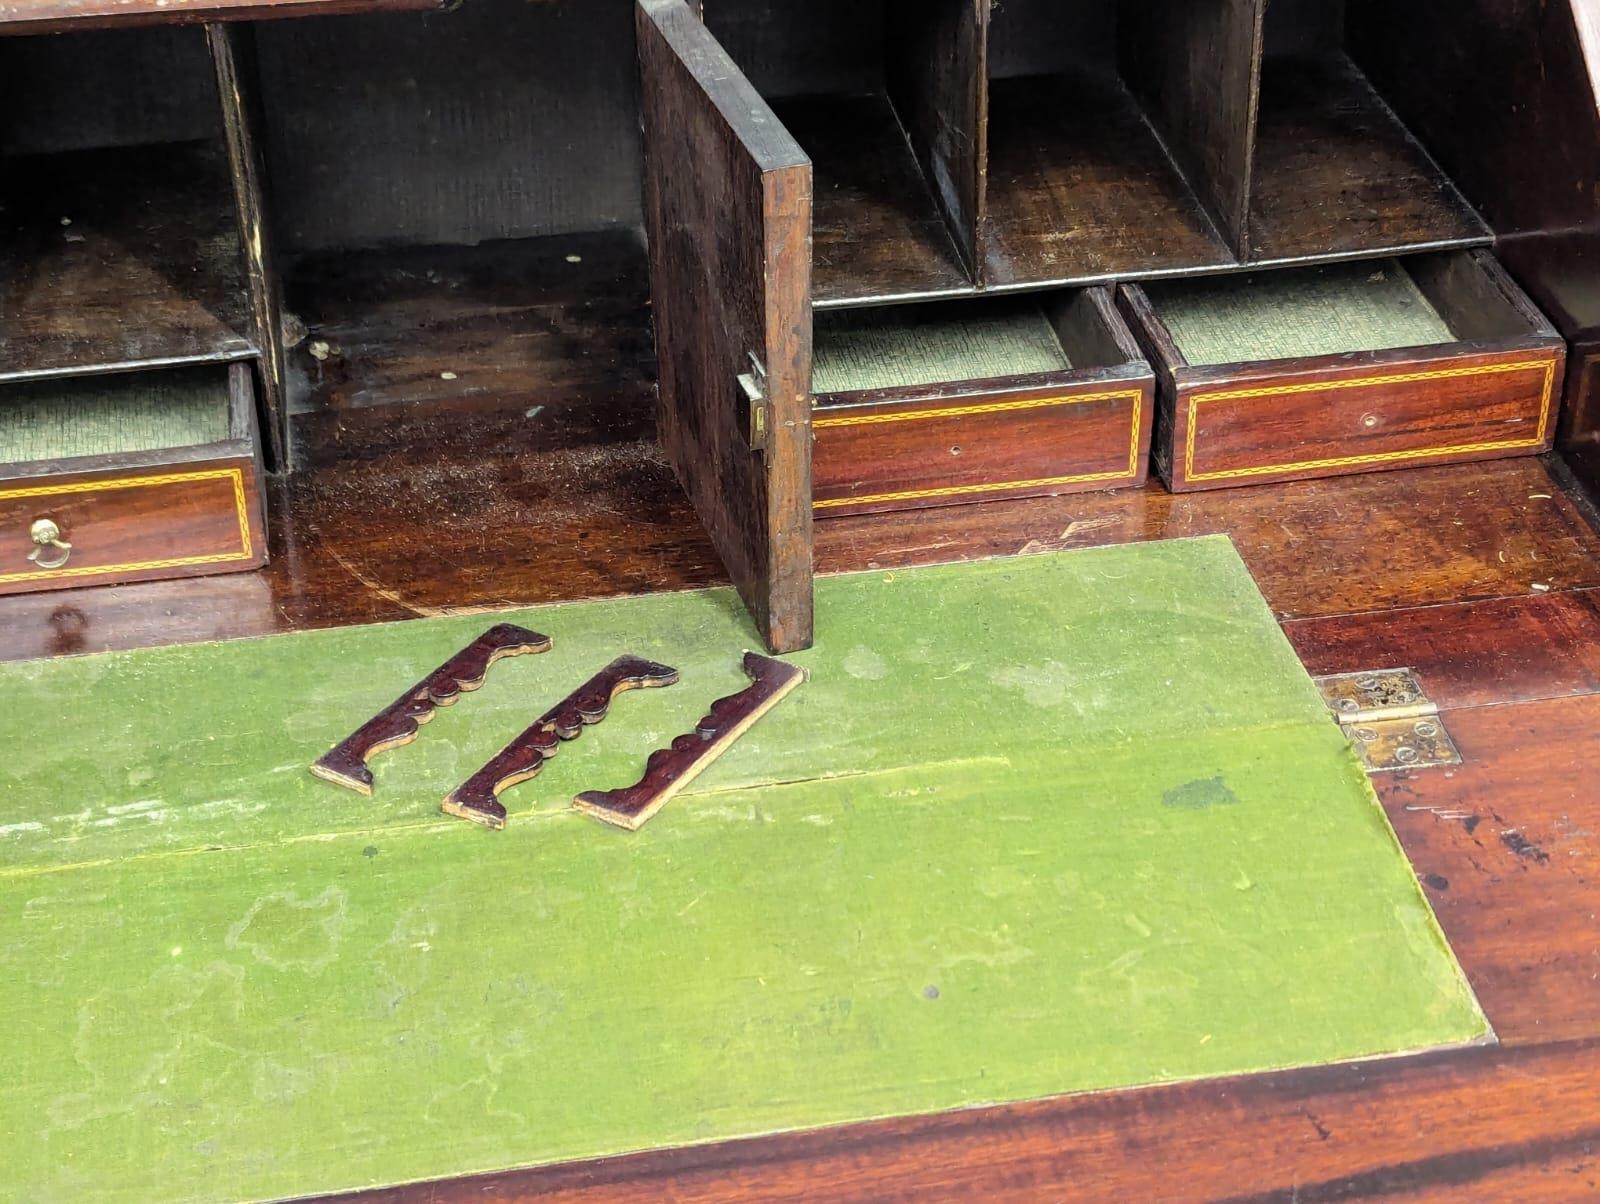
[1375,696,1600,1048]
[1120,253,1566,492]
[813,372,1152,515]
[208,22,290,472]
[574,651,803,830]
[1248,54,1491,263]
[0,0,440,34]
[981,69,1234,288]
[1122,0,1263,258]
[310,623,552,796]
[1349,0,1600,245]
[884,0,988,281]
[3,442,1596,664]
[769,93,970,307]
[440,655,679,829]
[282,232,655,416]
[0,140,252,382]
[1287,589,1600,712]
[638,0,814,653]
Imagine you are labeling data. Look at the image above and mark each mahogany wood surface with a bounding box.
[0,0,440,34]
[1119,256,1567,492]
[981,69,1234,289]
[575,651,804,831]
[812,374,1152,516]
[638,0,814,653]
[0,453,264,595]
[3,445,1597,663]
[309,622,552,796]
[440,655,679,829]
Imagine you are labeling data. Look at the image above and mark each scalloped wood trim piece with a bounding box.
[440,655,680,830]
[574,651,806,831]
[309,623,551,796]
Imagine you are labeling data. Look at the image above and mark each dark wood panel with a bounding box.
[0,140,253,381]
[770,93,970,307]
[1377,695,1600,1047]
[1122,0,1263,257]
[282,231,655,416]
[1288,590,1600,711]
[0,0,440,34]
[255,0,644,253]
[885,0,987,279]
[1349,0,1600,244]
[208,22,290,471]
[1249,55,1491,263]
[638,0,813,653]
[982,70,1234,289]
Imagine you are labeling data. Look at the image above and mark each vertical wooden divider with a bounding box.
[207,21,291,472]
[885,0,990,283]
[1122,0,1265,259]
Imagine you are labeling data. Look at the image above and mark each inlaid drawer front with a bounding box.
[813,384,1151,515]
[1180,352,1560,486]
[1120,251,1569,492]
[0,463,262,594]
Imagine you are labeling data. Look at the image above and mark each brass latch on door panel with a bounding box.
[1313,668,1462,773]
[738,352,769,453]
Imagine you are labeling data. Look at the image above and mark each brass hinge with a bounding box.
[738,353,769,453]
[1313,668,1462,773]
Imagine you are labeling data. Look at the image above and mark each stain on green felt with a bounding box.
[0,537,1488,1203]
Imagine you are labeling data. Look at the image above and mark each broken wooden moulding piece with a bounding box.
[575,651,806,831]
[309,623,552,795]
[440,655,680,830]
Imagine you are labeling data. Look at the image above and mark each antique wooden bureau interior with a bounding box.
[0,0,1596,655]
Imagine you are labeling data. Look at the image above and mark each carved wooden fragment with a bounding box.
[309,623,550,795]
[575,651,805,831]
[441,655,680,830]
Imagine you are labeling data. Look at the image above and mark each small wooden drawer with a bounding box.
[811,289,1155,516]
[1117,250,1566,492]
[0,362,266,595]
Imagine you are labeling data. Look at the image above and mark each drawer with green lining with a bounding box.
[1117,250,1566,492]
[0,362,266,594]
[810,287,1155,516]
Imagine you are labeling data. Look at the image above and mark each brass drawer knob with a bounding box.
[28,518,72,570]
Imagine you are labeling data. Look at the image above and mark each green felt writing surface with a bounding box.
[0,537,1487,1201]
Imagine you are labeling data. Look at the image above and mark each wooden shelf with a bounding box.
[774,93,973,307]
[0,0,441,35]
[1249,55,1492,264]
[284,229,655,417]
[982,70,1235,290]
[0,140,252,384]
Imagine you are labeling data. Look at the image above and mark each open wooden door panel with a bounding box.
[637,0,815,654]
